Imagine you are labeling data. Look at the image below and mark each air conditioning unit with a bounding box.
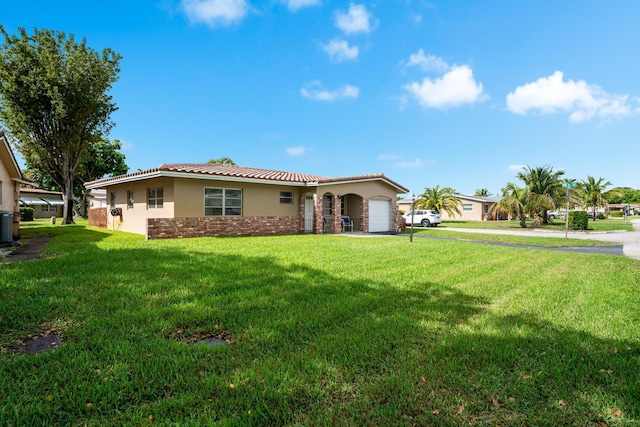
[110,207,122,217]
[0,211,13,243]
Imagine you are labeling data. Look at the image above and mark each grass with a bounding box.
[408,229,616,247]
[1,220,639,425]
[440,217,635,232]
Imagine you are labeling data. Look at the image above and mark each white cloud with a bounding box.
[396,158,426,169]
[284,0,321,12]
[322,39,359,62]
[286,145,307,156]
[300,81,360,102]
[405,49,448,72]
[506,71,633,123]
[377,153,401,161]
[180,0,248,27]
[508,164,526,172]
[404,64,485,109]
[334,3,377,34]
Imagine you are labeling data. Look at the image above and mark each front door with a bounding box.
[304,194,314,232]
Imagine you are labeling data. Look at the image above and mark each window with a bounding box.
[323,195,333,216]
[41,204,57,213]
[148,188,163,209]
[110,192,116,208]
[463,203,473,212]
[204,188,242,216]
[280,191,294,204]
[127,190,134,209]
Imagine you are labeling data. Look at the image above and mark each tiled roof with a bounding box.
[159,163,327,183]
[85,163,409,192]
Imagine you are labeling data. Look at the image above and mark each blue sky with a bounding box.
[4,1,640,196]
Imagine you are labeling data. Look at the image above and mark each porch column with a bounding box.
[361,199,369,233]
[313,194,323,234]
[333,196,342,234]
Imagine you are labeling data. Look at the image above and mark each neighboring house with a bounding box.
[0,131,31,241]
[19,188,64,218]
[88,189,107,208]
[85,163,409,239]
[398,194,499,221]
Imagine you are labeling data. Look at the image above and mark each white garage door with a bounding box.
[369,198,391,232]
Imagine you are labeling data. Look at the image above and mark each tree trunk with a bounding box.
[61,173,76,224]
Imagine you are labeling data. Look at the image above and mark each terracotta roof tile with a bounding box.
[85,163,408,192]
[159,163,327,182]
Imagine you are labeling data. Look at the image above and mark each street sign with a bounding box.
[563,182,576,188]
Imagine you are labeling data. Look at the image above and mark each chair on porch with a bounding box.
[341,216,354,232]
[323,216,329,233]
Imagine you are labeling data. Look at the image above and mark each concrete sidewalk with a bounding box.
[429,219,640,261]
[1,237,53,264]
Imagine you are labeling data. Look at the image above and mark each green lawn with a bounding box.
[1,221,639,425]
[408,229,616,247]
[440,217,635,232]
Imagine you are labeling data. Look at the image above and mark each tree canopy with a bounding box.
[0,26,121,223]
[208,157,235,165]
[416,186,461,217]
[516,165,565,224]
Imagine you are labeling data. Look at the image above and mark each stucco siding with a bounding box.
[173,178,300,218]
[105,177,174,234]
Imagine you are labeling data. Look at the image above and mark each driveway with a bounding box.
[419,219,640,260]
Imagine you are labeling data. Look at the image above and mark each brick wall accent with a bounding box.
[88,207,108,229]
[146,216,299,240]
[361,199,369,232]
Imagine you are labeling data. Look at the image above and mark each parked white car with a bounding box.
[403,210,441,227]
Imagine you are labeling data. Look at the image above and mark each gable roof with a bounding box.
[0,131,23,181]
[85,163,409,193]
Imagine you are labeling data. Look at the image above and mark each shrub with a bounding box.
[597,212,606,220]
[610,211,623,218]
[568,211,588,230]
[20,207,34,221]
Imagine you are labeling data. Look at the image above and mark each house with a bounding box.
[85,163,409,239]
[0,131,31,241]
[19,188,64,219]
[398,194,499,221]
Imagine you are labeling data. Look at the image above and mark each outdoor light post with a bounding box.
[410,193,416,243]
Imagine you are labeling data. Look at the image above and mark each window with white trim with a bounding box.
[204,188,242,216]
[280,191,294,204]
[148,188,163,209]
[127,190,134,209]
[41,204,56,213]
[463,203,473,212]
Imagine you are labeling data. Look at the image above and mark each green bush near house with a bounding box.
[610,211,623,217]
[19,207,33,221]
[568,210,588,230]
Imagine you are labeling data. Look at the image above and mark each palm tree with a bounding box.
[516,165,564,224]
[474,188,491,197]
[490,182,528,228]
[208,157,236,165]
[415,186,461,217]
[578,176,612,220]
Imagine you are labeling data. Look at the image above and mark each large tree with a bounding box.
[516,165,565,225]
[416,186,461,217]
[0,27,121,224]
[578,176,613,221]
